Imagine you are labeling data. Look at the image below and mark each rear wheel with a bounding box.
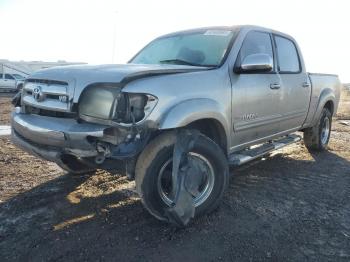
[135,131,229,222]
[303,107,332,151]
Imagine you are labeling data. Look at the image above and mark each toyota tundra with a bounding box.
[11,26,341,226]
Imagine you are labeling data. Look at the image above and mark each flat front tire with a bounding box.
[135,131,229,222]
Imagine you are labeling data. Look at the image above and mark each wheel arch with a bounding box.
[158,98,230,154]
[185,118,228,154]
[312,88,336,126]
[324,100,334,115]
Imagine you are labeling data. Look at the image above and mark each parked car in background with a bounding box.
[0,73,25,92]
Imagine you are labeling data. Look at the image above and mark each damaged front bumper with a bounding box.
[11,112,150,173]
[11,112,106,158]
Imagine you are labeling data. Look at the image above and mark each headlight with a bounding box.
[78,85,157,124]
[79,86,120,120]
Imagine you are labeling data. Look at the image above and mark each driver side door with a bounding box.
[230,31,282,150]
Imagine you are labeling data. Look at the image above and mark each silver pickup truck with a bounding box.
[11,25,341,226]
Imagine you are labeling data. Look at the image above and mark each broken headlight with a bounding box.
[119,93,158,123]
[78,85,157,124]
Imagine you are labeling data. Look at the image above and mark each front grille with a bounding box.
[22,79,71,112]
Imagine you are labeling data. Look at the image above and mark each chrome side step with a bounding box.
[228,134,301,166]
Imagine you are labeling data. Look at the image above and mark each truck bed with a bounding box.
[305,73,342,126]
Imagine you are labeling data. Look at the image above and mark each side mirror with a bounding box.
[237,53,273,73]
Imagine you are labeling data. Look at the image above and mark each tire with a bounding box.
[303,107,332,151]
[135,130,229,222]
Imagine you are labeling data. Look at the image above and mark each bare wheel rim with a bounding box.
[321,117,330,145]
[157,152,215,207]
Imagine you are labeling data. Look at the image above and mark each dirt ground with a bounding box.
[0,89,349,261]
[0,94,12,125]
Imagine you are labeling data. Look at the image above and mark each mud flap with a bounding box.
[165,129,204,227]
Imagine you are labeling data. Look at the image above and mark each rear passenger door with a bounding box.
[273,35,311,131]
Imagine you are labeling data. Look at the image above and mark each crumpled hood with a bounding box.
[29,63,207,102]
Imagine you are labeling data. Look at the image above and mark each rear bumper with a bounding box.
[11,112,108,162]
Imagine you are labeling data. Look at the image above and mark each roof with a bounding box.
[158,25,294,41]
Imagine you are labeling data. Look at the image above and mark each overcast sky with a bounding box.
[0,0,349,82]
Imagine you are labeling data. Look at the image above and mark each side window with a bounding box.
[238,31,273,66]
[274,36,300,73]
[5,74,15,80]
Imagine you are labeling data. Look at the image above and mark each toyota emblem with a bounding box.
[33,86,44,102]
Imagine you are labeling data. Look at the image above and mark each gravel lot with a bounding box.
[0,90,349,261]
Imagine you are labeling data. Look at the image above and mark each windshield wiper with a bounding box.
[159,59,209,67]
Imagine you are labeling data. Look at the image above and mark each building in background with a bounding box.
[0,59,86,78]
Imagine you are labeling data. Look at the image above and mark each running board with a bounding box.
[228,134,301,166]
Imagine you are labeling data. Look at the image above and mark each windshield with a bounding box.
[130,29,236,67]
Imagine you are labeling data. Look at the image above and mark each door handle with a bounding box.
[270,83,281,89]
[302,82,310,88]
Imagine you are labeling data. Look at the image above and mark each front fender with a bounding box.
[159,98,230,133]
